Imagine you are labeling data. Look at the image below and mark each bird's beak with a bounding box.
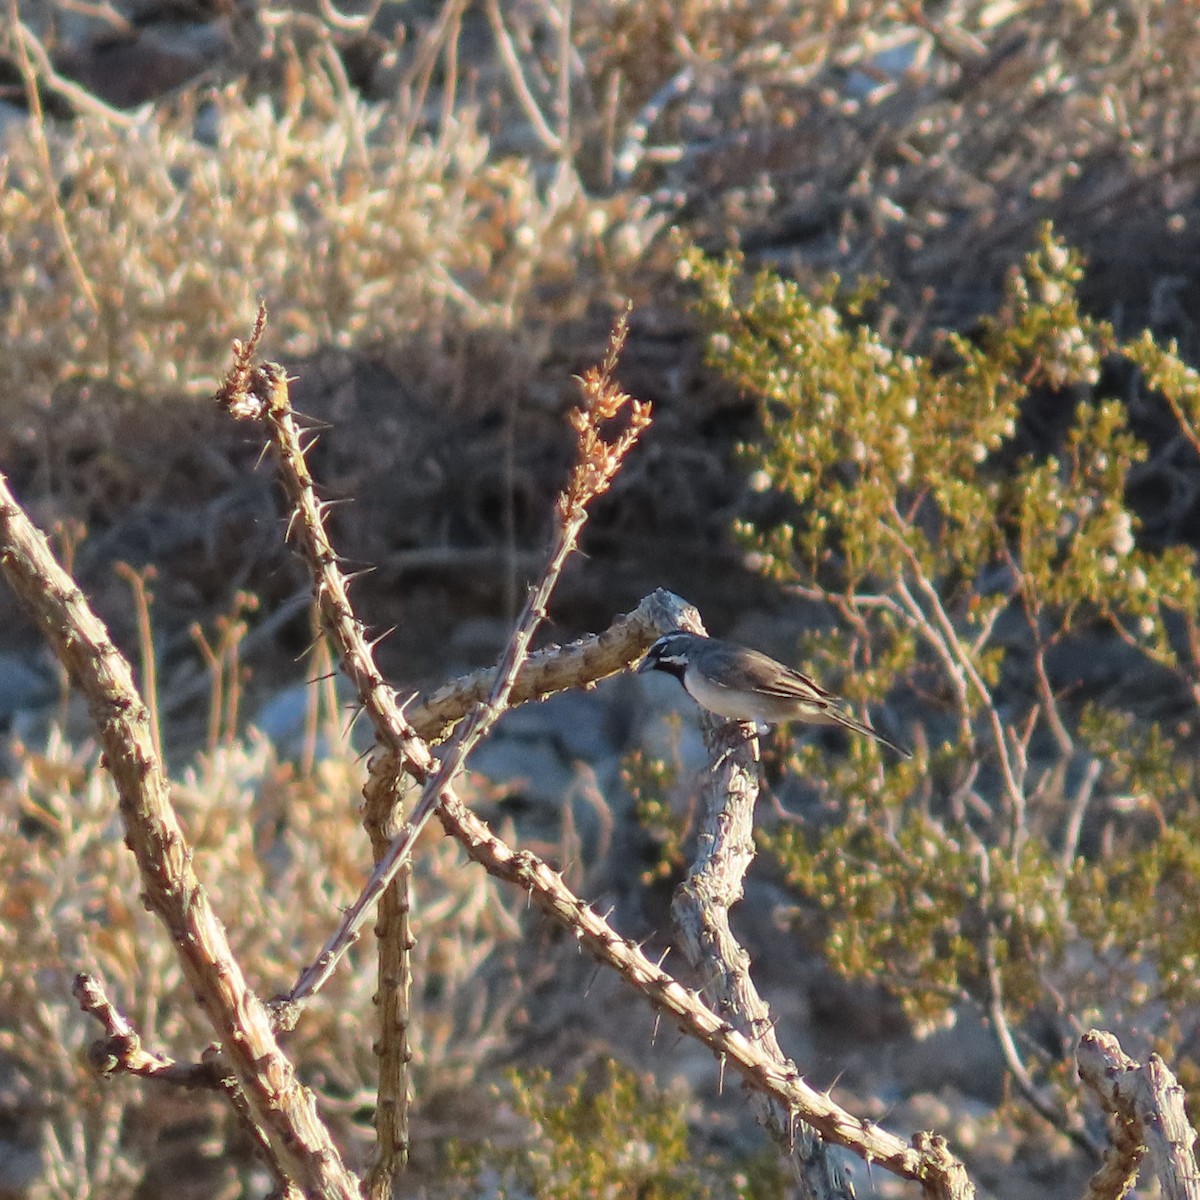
[636,652,654,673]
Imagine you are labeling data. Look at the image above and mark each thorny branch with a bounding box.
[1078,1030,1200,1200]
[355,308,645,1193]
[0,468,359,1199]
[73,974,302,1200]
[251,308,651,1005]
[214,311,975,1198]
[672,715,855,1199]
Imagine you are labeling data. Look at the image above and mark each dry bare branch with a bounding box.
[975,850,1100,1157]
[73,973,303,1199]
[672,716,856,1199]
[433,781,973,1200]
[1078,1030,1200,1200]
[405,589,687,741]
[5,0,100,312]
[484,0,564,152]
[6,7,138,126]
[74,973,222,1090]
[214,321,975,1195]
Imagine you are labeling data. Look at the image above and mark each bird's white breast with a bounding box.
[682,667,765,721]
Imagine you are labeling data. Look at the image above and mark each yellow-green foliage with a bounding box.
[448,1059,786,1200]
[623,748,689,884]
[677,224,1200,1104]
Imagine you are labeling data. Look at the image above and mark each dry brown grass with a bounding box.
[0,723,527,1192]
[0,68,642,416]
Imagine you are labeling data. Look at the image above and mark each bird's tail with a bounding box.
[831,707,912,759]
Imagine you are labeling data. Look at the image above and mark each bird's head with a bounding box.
[637,631,699,681]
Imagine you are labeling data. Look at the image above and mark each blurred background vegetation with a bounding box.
[2,1,1200,1196]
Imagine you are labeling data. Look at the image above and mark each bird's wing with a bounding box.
[719,648,840,705]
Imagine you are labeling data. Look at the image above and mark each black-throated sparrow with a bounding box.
[638,630,911,758]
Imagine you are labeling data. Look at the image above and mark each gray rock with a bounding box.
[494,685,622,762]
[0,1136,40,1191]
[0,654,56,722]
[252,678,370,759]
[467,733,574,808]
[635,671,711,771]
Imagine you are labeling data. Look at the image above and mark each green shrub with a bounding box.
[447,1059,787,1199]
[680,223,1200,1125]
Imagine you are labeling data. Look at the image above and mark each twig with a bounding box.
[394,0,467,146]
[73,972,304,1197]
[0,471,358,1199]
[316,0,384,34]
[553,0,573,159]
[484,0,563,151]
[671,715,855,1198]
[977,866,1100,1158]
[1162,389,1200,462]
[6,8,138,125]
[74,972,223,1090]
[1005,547,1074,756]
[887,519,1026,843]
[612,65,696,186]
[1060,756,1102,872]
[281,309,650,1004]
[161,589,312,719]
[113,564,161,762]
[6,0,101,312]
[53,0,133,34]
[892,575,975,747]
